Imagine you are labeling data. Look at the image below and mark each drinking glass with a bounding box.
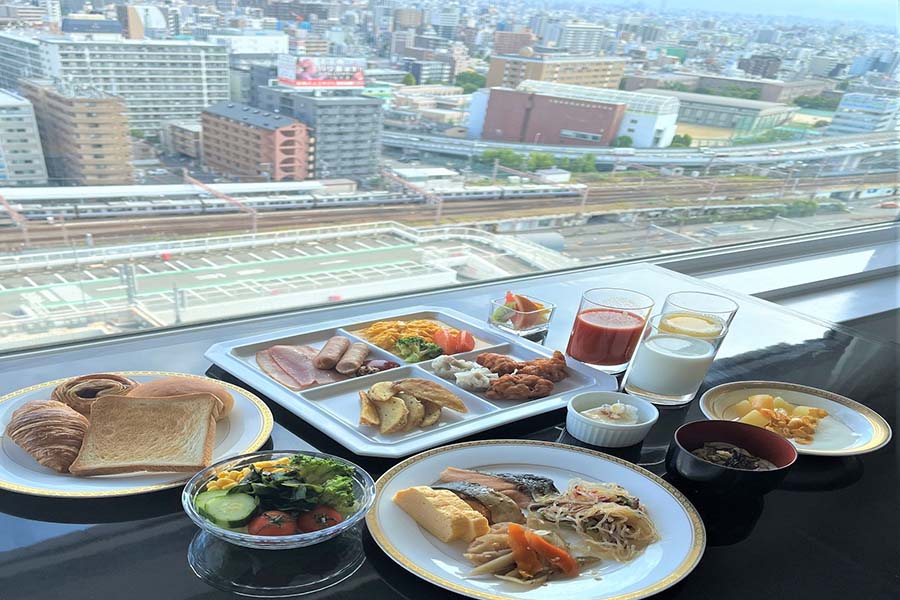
[623,315,728,406]
[566,288,654,374]
[659,291,739,338]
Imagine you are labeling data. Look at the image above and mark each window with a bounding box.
[0,5,896,353]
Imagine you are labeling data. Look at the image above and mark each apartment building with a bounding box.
[737,55,782,79]
[160,119,202,158]
[828,93,899,135]
[493,31,535,55]
[201,101,313,182]
[0,32,229,135]
[486,51,626,90]
[0,90,47,185]
[257,88,382,180]
[545,22,610,54]
[21,80,133,185]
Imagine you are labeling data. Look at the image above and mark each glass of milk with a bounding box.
[623,315,728,406]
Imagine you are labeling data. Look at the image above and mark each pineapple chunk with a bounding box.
[792,405,816,417]
[749,394,775,411]
[773,396,796,413]
[731,399,753,418]
[739,409,771,428]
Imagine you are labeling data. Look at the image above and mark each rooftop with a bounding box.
[203,102,299,130]
[494,52,627,64]
[643,89,796,111]
[0,89,29,107]
[515,80,680,115]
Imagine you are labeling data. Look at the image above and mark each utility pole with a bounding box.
[0,193,29,248]
[491,158,499,183]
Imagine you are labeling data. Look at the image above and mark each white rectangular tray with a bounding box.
[205,305,617,458]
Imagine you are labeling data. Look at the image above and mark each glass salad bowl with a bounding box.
[182,450,375,550]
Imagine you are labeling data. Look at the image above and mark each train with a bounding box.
[1,184,585,222]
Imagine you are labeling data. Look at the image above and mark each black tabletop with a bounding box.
[1,299,897,599]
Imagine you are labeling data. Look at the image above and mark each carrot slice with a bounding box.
[523,529,579,577]
[507,523,543,578]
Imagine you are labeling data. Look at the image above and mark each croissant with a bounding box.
[51,373,137,416]
[5,400,90,473]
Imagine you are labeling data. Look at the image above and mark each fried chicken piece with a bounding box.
[476,353,520,376]
[516,351,568,383]
[485,374,554,401]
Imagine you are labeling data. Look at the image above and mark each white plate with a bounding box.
[366,440,705,600]
[0,371,273,497]
[699,381,891,456]
[206,306,617,458]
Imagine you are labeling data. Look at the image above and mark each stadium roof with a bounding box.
[515,80,680,115]
[642,89,796,111]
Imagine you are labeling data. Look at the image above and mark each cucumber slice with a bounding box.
[204,493,259,528]
[195,489,229,511]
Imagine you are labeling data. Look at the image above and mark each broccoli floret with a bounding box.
[395,336,444,362]
[289,455,354,486]
[319,475,358,516]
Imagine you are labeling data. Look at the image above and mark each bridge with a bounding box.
[383,131,899,168]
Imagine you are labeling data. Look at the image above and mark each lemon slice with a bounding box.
[659,313,723,337]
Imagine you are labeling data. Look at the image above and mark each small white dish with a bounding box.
[567,391,659,448]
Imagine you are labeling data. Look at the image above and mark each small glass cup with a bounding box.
[566,288,654,374]
[488,295,556,344]
[660,291,739,337]
[623,315,728,406]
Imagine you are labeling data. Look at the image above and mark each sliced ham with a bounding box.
[256,348,301,390]
[261,345,349,389]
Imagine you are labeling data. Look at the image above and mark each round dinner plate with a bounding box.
[699,381,891,457]
[366,440,705,600]
[0,371,273,498]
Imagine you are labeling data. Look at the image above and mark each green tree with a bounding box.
[664,82,692,92]
[130,128,144,139]
[526,152,555,170]
[670,133,692,147]
[402,73,417,85]
[612,135,633,148]
[480,149,524,169]
[454,70,486,93]
[793,94,839,111]
[695,85,760,100]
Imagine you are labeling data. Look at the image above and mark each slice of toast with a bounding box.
[69,393,218,476]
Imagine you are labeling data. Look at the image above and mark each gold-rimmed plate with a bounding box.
[366,440,705,600]
[699,381,891,456]
[0,371,273,498]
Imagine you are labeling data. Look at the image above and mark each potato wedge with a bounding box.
[396,391,425,431]
[376,395,409,434]
[369,381,395,402]
[358,391,380,427]
[392,378,467,413]
[420,400,442,427]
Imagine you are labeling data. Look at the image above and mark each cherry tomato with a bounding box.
[457,330,476,352]
[297,505,343,532]
[248,511,299,536]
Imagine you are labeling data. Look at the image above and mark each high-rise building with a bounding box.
[401,58,451,84]
[493,31,534,55]
[737,54,782,79]
[0,90,48,185]
[257,88,382,180]
[116,5,168,39]
[755,29,781,44]
[0,4,45,24]
[546,22,610,54]
[432,6,460,40]
[41,0,60,24]
[486,51,626,90]
[0,32,229,135]
[20,79,133,185]
[202,101,313,182]
[828,93,899,135]
[808,55,842,78]
[393,8,421,29]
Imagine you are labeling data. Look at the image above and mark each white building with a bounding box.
[466,88,490,139]
[545,22,610,54]
[0,32,229,135]
[516,80,680,148]
[828,93,899,135]
[41,0,61,24]
[207,31,290,56]
[0,90,48,185]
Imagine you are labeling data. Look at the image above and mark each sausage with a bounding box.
[314,336,351,369]
[335,342,370,375]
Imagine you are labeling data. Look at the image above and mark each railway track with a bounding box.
[1,173,894,252]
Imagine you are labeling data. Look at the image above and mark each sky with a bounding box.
[658,0,898,25]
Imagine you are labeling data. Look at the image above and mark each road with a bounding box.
[382,130,900,166]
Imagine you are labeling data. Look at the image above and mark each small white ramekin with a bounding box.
[566,391,659,448]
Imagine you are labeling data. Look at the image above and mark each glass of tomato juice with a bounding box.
[566,288,655,374]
